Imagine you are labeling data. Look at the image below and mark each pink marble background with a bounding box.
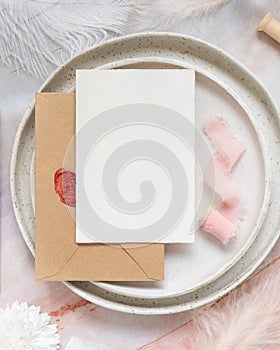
[1,0,280,348]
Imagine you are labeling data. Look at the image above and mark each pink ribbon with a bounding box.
[201,117,245,245]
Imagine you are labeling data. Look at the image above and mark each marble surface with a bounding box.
[1,0,280,349]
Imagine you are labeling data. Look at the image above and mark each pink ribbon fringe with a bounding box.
[201,117,245,244]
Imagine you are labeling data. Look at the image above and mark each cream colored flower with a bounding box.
[0,301,60,350]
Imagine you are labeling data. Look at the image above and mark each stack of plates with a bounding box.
[11,33,280,314]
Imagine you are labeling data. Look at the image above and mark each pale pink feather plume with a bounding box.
[188,259,280,349]
[141,258,280,350]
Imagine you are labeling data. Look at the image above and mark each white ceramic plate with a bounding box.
[29,70,268,299]
[11,33,280,314]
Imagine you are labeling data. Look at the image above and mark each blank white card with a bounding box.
[76,69,195,243]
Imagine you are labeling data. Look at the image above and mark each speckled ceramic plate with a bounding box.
[11,33,280,314]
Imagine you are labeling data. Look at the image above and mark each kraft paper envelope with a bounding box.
[35,93,164,281]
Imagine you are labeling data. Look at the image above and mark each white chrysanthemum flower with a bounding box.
[0,301,60,350]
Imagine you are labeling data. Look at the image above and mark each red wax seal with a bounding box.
[54,168,76,207]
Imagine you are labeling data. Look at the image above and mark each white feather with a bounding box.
[131,0,230,30]
[0,0,132,77]
[0,0,230,77]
